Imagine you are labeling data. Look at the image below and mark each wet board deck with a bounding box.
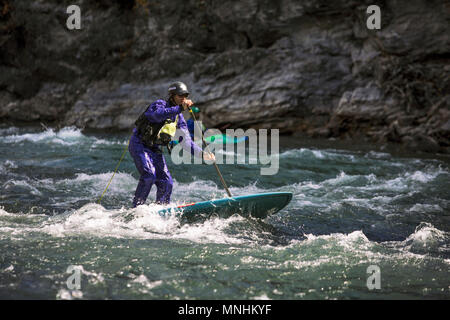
[157,192,293,222]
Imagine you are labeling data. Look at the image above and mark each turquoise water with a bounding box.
[0,125,449,299]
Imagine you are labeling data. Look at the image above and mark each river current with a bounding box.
[0,125,448,299]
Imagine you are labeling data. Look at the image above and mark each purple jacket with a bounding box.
[132,99,203,157]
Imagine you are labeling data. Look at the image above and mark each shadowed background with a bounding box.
[0,0,449,153]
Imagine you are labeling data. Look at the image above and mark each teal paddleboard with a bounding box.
[157,192,293,223]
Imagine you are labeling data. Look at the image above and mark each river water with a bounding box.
[0,125,448,299]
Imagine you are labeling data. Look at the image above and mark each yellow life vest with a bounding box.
[135,114,179,148]
[156,115,179,145]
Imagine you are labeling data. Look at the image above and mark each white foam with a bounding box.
[54,127,84,139]
[273,233,372,270]
[406,170,440,183]
[303,230,371,249]
[172,214,249,244]
[1,126,130,149]
[130,275,163,293]
[295,181,322,190]
[323,171,354,186]
[280,148,325,159]
[2,179,42,195]
[56,289,83,300]
[91,138,129,147]
[3,160,18,169]
[3,127,84,145]
[34,202,250,245]
[252,293,271,300]
[41,203,174,238]
[403,223,448,254]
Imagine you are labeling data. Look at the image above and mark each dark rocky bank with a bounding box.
[1,0,449,153]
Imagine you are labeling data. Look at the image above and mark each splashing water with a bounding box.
[0,125,449,299]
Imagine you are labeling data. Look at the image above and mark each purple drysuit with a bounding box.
[129,99,203,207]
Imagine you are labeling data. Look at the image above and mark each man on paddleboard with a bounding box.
[129,81,215,207]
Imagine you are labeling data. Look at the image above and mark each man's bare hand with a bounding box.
[182,99,194,110]
[203,152,215,162]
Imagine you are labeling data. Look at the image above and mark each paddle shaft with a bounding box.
[188,106,232,197]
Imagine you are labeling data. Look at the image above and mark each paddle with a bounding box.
[187,106,232,197]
